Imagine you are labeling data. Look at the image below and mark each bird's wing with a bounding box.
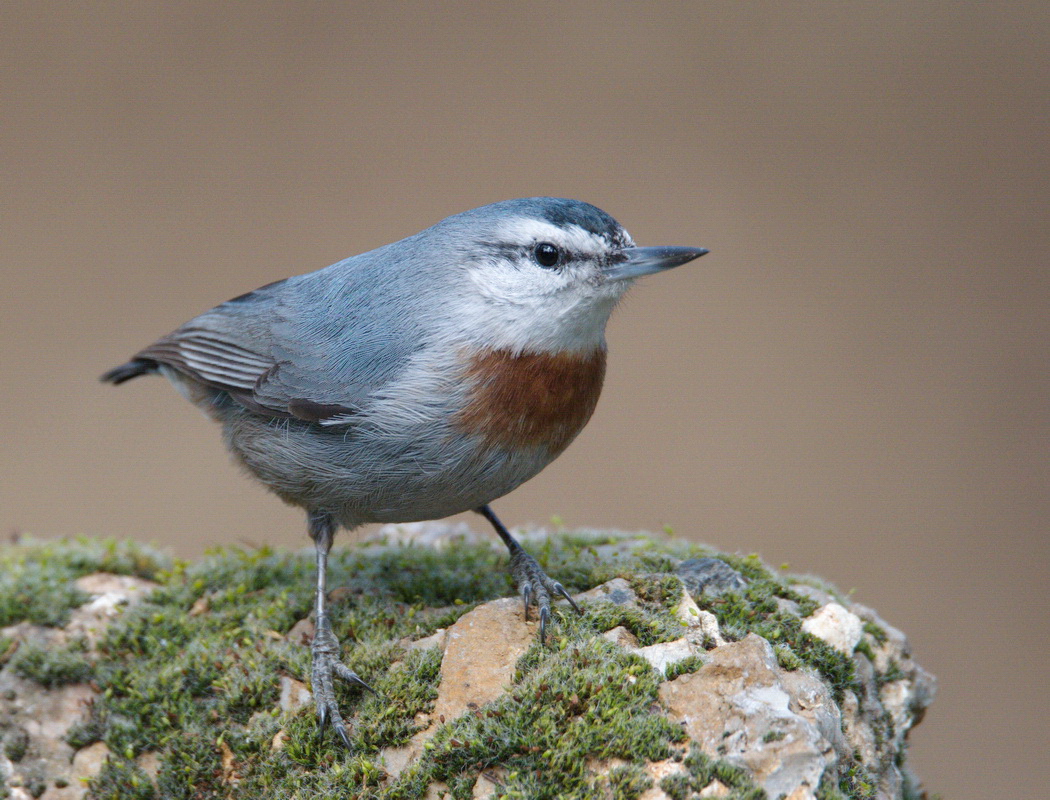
[132,267,420,425]
[134,325,273,395]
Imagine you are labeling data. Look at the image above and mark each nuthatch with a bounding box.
[102,197,707,746]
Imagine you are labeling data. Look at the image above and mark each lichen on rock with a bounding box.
[0,526,934,799]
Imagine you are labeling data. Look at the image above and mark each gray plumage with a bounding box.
[102,196,707,747]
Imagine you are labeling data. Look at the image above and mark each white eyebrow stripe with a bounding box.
[495,218,610,254]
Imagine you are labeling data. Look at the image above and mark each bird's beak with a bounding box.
[604,246,709,281]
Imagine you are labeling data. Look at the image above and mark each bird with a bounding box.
[101,197,707,747]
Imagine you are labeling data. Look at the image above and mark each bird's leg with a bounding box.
[307,510,374,749]
[475,504,581,643]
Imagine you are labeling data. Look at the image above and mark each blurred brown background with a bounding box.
[2,3,1047,795]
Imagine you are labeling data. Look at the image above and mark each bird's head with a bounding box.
[429,197,707,354]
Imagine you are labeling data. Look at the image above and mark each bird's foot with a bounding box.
[310,614,375,749]
[507,548,582,643]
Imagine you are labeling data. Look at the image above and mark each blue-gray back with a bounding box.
[134,229,457,421]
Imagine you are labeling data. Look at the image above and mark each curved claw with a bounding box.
[522,583,532,621]
[333,720,353,750]
[553,582,582,615]
[539,605,550,644]
[333,662,378,694]
[317,699,354,749]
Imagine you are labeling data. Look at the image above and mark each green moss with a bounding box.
[608,763,653,799]
[853,638,876,663]
[19,778,47,798]
[660,744,766,799]
[0,532,894,800]
[862,621,888,645]
[578,601,685,649]
[3,727,29,762]
[692,558,858,702]
[626,573,685,609]
[388,637,685,800]
[816,784,849,800]
[65,703,106,750]
[11,637,93,688]
[774,644,802,671]
[0,537,169,629]
[824,759,878,799]
[664,654,705,681]
[91,758,157,800]
[878,660,905,686]
[348,646,443,751]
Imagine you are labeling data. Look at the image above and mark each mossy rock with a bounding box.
[0,528,933,799]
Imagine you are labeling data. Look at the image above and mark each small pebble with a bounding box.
[676,558,746,596]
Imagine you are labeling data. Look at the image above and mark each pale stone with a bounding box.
[847,641,930,795]
[602,625,640,648]
[791,584,835,607]
[286,617,315,645]
[3,573,164,799]
[0,622,59,650]
[0,755,11,792]
[801,603,863,655]
[381,730,429,780]
[424,780,451,799]
[219,739,240,786]
[660,634,845,799]
[136,751,161,782]
[403,628,448,652]
[431,597,533,725]
[20,681,96,742]
[278,676,312,713]
[374,521,476,550]
[698,780,731,797]
[675,587,704,627]
[66,574,158,649]
[381,598,532,782]
[584,756,626,775]
[672,586,726,646]
[849,602,936,760]
[575,578,639,608]
[839,690,878,766]
[70,741,111,782]
[38,741,112,800]
[698,610,725,647]
[271,729,289,751]
[880,680,918,742]
[634,638,697,675]
[471,766,506,798]
[72,573,157,600]
[638,758,687,800]
[188,595,210,616]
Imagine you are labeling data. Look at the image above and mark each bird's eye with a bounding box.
[533,242,561,269]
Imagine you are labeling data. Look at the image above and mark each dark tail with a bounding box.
[100,359,157,385]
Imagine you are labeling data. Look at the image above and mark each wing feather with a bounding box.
[115,250,424,424]
[135,328,270,393]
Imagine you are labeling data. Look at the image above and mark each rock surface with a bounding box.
[431,597,535,725]
[801,602,863,655]
[0,526,935,800]
[660,634,845,798]
[0,572,158,800]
